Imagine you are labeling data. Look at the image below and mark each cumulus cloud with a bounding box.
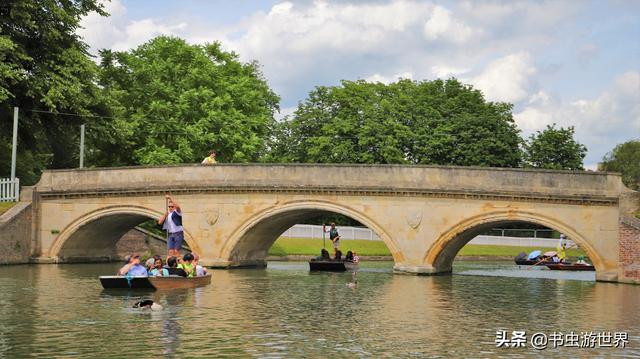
[469,51,536,103]
[365,71,413,84]
[423,5,477,43]
[514,71,640,164]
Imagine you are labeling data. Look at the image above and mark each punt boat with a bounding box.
[308,260,359,272]
[545,263,595,271]
[99,274,212,289]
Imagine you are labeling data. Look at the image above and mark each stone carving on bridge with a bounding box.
[206,208,220,226]
[406,209,423,229]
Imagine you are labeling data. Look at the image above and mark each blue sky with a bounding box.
[78,0,640,167]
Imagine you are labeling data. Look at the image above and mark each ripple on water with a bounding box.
[0,261,637,358]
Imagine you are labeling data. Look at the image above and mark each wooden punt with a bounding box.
[148,274,212,289]
[99,276,155,289]
[309,260,359,272]
[99,274,212,290]
[545,263,595,271]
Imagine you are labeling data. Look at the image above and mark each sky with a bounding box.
[78,0,640,168]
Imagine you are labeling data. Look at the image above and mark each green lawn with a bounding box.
[268,237,586,258]
[0,202,16,216]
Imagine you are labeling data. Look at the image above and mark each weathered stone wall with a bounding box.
[0,202,32,264]
[619,219,640,284]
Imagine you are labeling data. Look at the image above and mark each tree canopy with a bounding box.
[92,36,280,166]
[522,124,587,170]
[266,78,522,167]
[0,0,108,183]
[600,139,640,190]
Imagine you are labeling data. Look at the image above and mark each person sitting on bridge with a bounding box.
[178,253,196,277]
[165,256,187,277]
[119,253,148,277]
[201,150,217,165]
[158,195,184,258]
[150,257,169,277]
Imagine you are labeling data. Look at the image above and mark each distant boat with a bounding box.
[309,260,359,272]
[545,263,595,271]
[99,274,212,290]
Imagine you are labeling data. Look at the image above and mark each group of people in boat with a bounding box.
[314,248,360,263]
[118,252,208,278]
[516,234,592,266]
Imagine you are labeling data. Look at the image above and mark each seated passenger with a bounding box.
[177,253,196,277]
[118,253,148,277]
[145,257,155,272]
[165,256,187,277]
[150,257,169,277]
[345,251,354,262]
[314,248,331,261]
[334,250,342,261]
[192,253,207,277]
[576,256,590,265]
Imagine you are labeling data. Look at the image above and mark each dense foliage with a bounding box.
[92,36,279,166]
[600,139,640,190]
[0,0,108,184]
[522,124,587,170]
[266,79,522,167]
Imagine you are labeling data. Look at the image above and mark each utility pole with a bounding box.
[79,124,85,168]
[11,107,18,179]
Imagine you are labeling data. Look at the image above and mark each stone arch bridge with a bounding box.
[29,164,640,283]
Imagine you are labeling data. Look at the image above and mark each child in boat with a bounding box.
[177,253,196,277]
[576,256,590,265]
[192,253,207,276]
[352,251,360,263]
[150,257,169,276]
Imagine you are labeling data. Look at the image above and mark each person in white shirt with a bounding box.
[158,195,184,258]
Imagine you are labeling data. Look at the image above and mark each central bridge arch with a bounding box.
[49,205,200,261]
[220,200,403,267]
[424,209,606,273]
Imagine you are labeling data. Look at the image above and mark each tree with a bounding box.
[93,36,279,166]
[522,124,587,170]
[0,0,108,184]
[266,78,522,167]
[600,140,640,190]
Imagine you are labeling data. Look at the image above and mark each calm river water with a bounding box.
[0,261,638,358]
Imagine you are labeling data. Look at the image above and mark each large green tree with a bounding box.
[266,78,522,167]
[0,0,108,184]
[93,36,279,166]
[600,139,640,190]
[522,124,587,170]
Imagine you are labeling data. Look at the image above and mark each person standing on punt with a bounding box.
[158,195,184,258]
[325,222,341,257]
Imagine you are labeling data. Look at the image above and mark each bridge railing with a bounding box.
[0,178,19,202]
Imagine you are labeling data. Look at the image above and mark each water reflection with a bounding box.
[0,262,637,358]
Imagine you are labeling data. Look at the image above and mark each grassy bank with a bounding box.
[0,202,16,216]
[268,237,587,258]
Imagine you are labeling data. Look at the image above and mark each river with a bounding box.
[0,261,638,358]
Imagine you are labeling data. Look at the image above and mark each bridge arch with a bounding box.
[49,205,200,261]
[424,210,605,274]
[220,199,403,266]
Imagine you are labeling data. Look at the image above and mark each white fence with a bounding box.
[280,224,573,248]
[0,178,19,202]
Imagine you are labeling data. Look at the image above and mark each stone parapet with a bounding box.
[0,202,32,264]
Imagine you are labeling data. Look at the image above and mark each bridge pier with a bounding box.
[203,259,268,269]
[393,264,452,275]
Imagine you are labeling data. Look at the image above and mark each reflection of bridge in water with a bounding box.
[28,164,640,283]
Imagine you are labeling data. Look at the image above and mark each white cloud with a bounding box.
[514,71,640,164]
[423,5,477,43]
[365,71,413,84]
[469,51,536,103]
[431,65,469,78]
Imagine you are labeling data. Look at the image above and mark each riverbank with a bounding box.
[267,255,516,261]
[268,237,587,258]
